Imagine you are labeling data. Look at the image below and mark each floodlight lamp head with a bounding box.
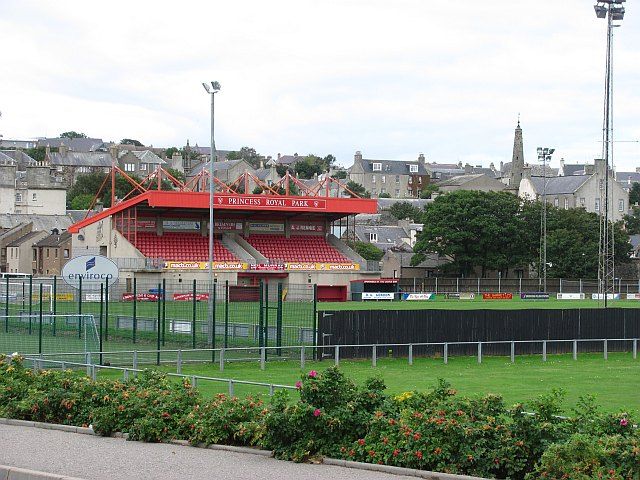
[211,81,221,92]
[594,4,607,17]
[537,147,543,155]
[549,148,555,155]
[202,82,211,93]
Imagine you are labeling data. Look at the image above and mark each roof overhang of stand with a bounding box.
[68,191,377,233]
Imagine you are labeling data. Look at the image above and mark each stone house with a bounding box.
[6,230,48,274]
[32,230,72,275]
[348,151,431,198]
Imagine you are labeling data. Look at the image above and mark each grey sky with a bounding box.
[0,0,638,170]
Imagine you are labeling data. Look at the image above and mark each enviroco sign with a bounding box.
[62,255,119,290]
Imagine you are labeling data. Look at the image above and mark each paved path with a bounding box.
[0,424,413,480]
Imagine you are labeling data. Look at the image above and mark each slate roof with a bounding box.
[118,150,165,165]
[0,150,36,167]
[354,225,411,251]
[360,158,429,175]
[0,151,16,165]
[0,214,74,232]
[0,139,37,149]
[561,163,587,176]
[35,231,71,248]
[48,152,112,167]
[629,234,640,251]
[189,159,244,176]
[37,137,107,152]
[8,230,46,248]
[528,175,590,195]
[437,173,485,187]
[377,198,430,211]
[616,172,640,185]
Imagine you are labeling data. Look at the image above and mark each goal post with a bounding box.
[0,281,54,314]
[0,313,99,355]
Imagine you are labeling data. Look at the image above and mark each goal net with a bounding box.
[0,282,54,314]
[0,313,99,356]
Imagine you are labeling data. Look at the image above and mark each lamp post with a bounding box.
[537,147,554,293]
[203,81,221,346]
[594,0,625,308]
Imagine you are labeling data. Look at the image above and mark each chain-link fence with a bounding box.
[0,276,317,357]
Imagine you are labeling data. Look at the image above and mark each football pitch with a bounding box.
[92,352,640,413]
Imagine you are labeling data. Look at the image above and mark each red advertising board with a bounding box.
[173,293,209,301]
[122,293,159,302]
[482,293,513,300]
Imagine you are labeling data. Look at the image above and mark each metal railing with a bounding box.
[28,337,639,375]
[23,355,296,397]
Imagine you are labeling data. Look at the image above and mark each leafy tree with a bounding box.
[378,192,391,198]
[420,183,439,199]
[67,172,144,208]
[413,190,529,277]
[389,201,419,221]
[25,146,47,162]
[226,146,263,169]
[164,147,179,159]
[345,181,370,198]
[350,241,384,261]
[276,165,290,177]
[331,169,347,180]
[60,131,87,139]
[120,139,144,147]
[165,167,185,183]
[294,155,325,179]
[253,186,264,194]
[323,154,336,167]
[69,194,94,210]
[624,207,640,235]
[629,183,640,206]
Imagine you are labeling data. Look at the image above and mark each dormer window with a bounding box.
[372,163,382,171]
[409,164,418,173]
[385,165,391,172]
[369,232,378,242]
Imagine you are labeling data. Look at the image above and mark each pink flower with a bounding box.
[295,381,302,389]
[620,418,629,426]
[308,370,318,378]
[313,408,322,417]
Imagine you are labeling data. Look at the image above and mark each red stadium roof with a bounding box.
[68,190,377,233]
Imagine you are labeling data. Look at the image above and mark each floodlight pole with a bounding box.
[594,0,624,309]
[203,81,221,346]
[537,147,554,293]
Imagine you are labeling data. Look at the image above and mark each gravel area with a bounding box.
[0,424,413,480]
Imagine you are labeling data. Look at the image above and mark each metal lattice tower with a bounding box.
[594,0,625,307]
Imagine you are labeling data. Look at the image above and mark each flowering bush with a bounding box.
[263,366,388,461]
[1,355,638,478]
[185,394,267,447]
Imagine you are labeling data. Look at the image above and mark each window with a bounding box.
[372,163,382,172]
[32,249,36,261]
[619,199,625,212]
[564,198,569,209]
[46,248,50,258]
[369,232,378,243]
[140,163,148,171]
[63,249,69,259]
[381,176,386,184]
[395,175,400,183]
[409,164,418,173]
[124,163,135,172]
[15,193,22,203]
[371,175,376,184]
[595,198,600,212]
[579,197,585,207]
[32,193,37,202]
[77,166,90,173]
[395,188,400,196]
[55,249,58,258]
[554,198,559,207]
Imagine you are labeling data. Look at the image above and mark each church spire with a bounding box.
[510,117,525,188]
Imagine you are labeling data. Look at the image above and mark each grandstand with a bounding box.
[68,173,379,300]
